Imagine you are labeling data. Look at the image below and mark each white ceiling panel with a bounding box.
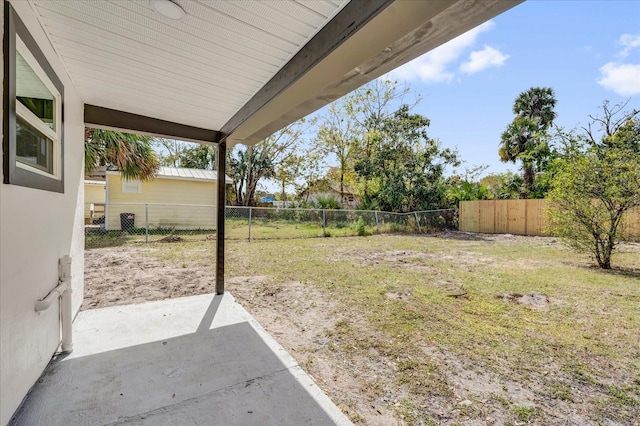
[30,0,349,130]
[48,27,260,92]
[296,0,346,18]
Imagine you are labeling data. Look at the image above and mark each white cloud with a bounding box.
[597,62,640,96]
[618,33,640,58]
[385,20,496,83]
[460,46,509,74]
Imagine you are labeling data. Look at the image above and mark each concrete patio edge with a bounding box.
[11,292,353,426]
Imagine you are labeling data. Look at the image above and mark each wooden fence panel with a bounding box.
[624,206,640,240]
[459,200,640,238]
[460,200,479,233]
[525,199,545,235]
[507,200,526,235]
[495,200,509,234]
[478,200,495,233]
[458,201,467,232]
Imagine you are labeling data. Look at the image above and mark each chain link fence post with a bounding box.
[322,209,326,237]
[414,211,421,233]
[248,206,252,241]
[145,204,149,243]
[375,211,379,233]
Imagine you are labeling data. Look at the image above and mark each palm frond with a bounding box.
[84,128,159,180]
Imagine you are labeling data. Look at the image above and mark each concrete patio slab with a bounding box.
[11,293,352,426]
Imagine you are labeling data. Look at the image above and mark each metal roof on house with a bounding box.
[105,166,233,183]
[156,166,233,184]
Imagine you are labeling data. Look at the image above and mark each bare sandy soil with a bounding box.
[83,247,214,310]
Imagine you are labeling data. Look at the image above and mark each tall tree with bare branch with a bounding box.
[227,118,313,206]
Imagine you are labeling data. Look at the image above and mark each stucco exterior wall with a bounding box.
[0,2,85,424]
[106,174,218,230]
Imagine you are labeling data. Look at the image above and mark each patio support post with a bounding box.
[216,141,227,294]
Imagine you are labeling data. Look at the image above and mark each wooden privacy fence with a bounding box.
[459,200,640,239]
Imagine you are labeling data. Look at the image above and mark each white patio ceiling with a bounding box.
[28,0,522,145]
[31,0,348,130]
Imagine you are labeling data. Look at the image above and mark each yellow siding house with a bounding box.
[105,167,232,231]
[84,180,106,224]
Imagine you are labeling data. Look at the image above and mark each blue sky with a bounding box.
[379,0,640,178]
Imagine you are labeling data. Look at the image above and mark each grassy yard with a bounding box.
[85,219,376,248]
[85,214,436,248]
[96,233,640,424]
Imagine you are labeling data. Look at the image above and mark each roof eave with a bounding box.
[224,0,522,146]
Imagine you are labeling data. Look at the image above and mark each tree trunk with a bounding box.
[234,181,243,206]
[245,146,254,206]
[522,165,534,199]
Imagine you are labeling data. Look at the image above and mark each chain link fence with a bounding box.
[85,203,456,248]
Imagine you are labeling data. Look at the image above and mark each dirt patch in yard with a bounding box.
[83,247,214,309]
[329,248,490,272]
[501,292,553,310]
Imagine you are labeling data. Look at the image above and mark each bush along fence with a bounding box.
[84,203,457,247]
[226,206,456,240]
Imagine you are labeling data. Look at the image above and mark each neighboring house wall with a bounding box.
[272,201,297,208]
[0,2,85,424]
[106,173,218,230]
[84,181,106,222]
[341,194,359,209]
[308,189,360,209]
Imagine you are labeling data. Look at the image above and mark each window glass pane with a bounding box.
[16,50,55,131]
[16,115,53,174]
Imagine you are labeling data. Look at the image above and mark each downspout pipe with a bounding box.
[35,256,73,353]
[60,278,73,353]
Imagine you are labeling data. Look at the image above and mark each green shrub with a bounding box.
[388,222,405,233]
[353,217,368,236]
[317,196,342,209]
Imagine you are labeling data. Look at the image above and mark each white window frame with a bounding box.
[3,3,65,193]
[14,37,63,180]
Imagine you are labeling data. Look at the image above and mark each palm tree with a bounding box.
[512,87,557,126]
[499,87,557,198]
[85,128,160,181]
